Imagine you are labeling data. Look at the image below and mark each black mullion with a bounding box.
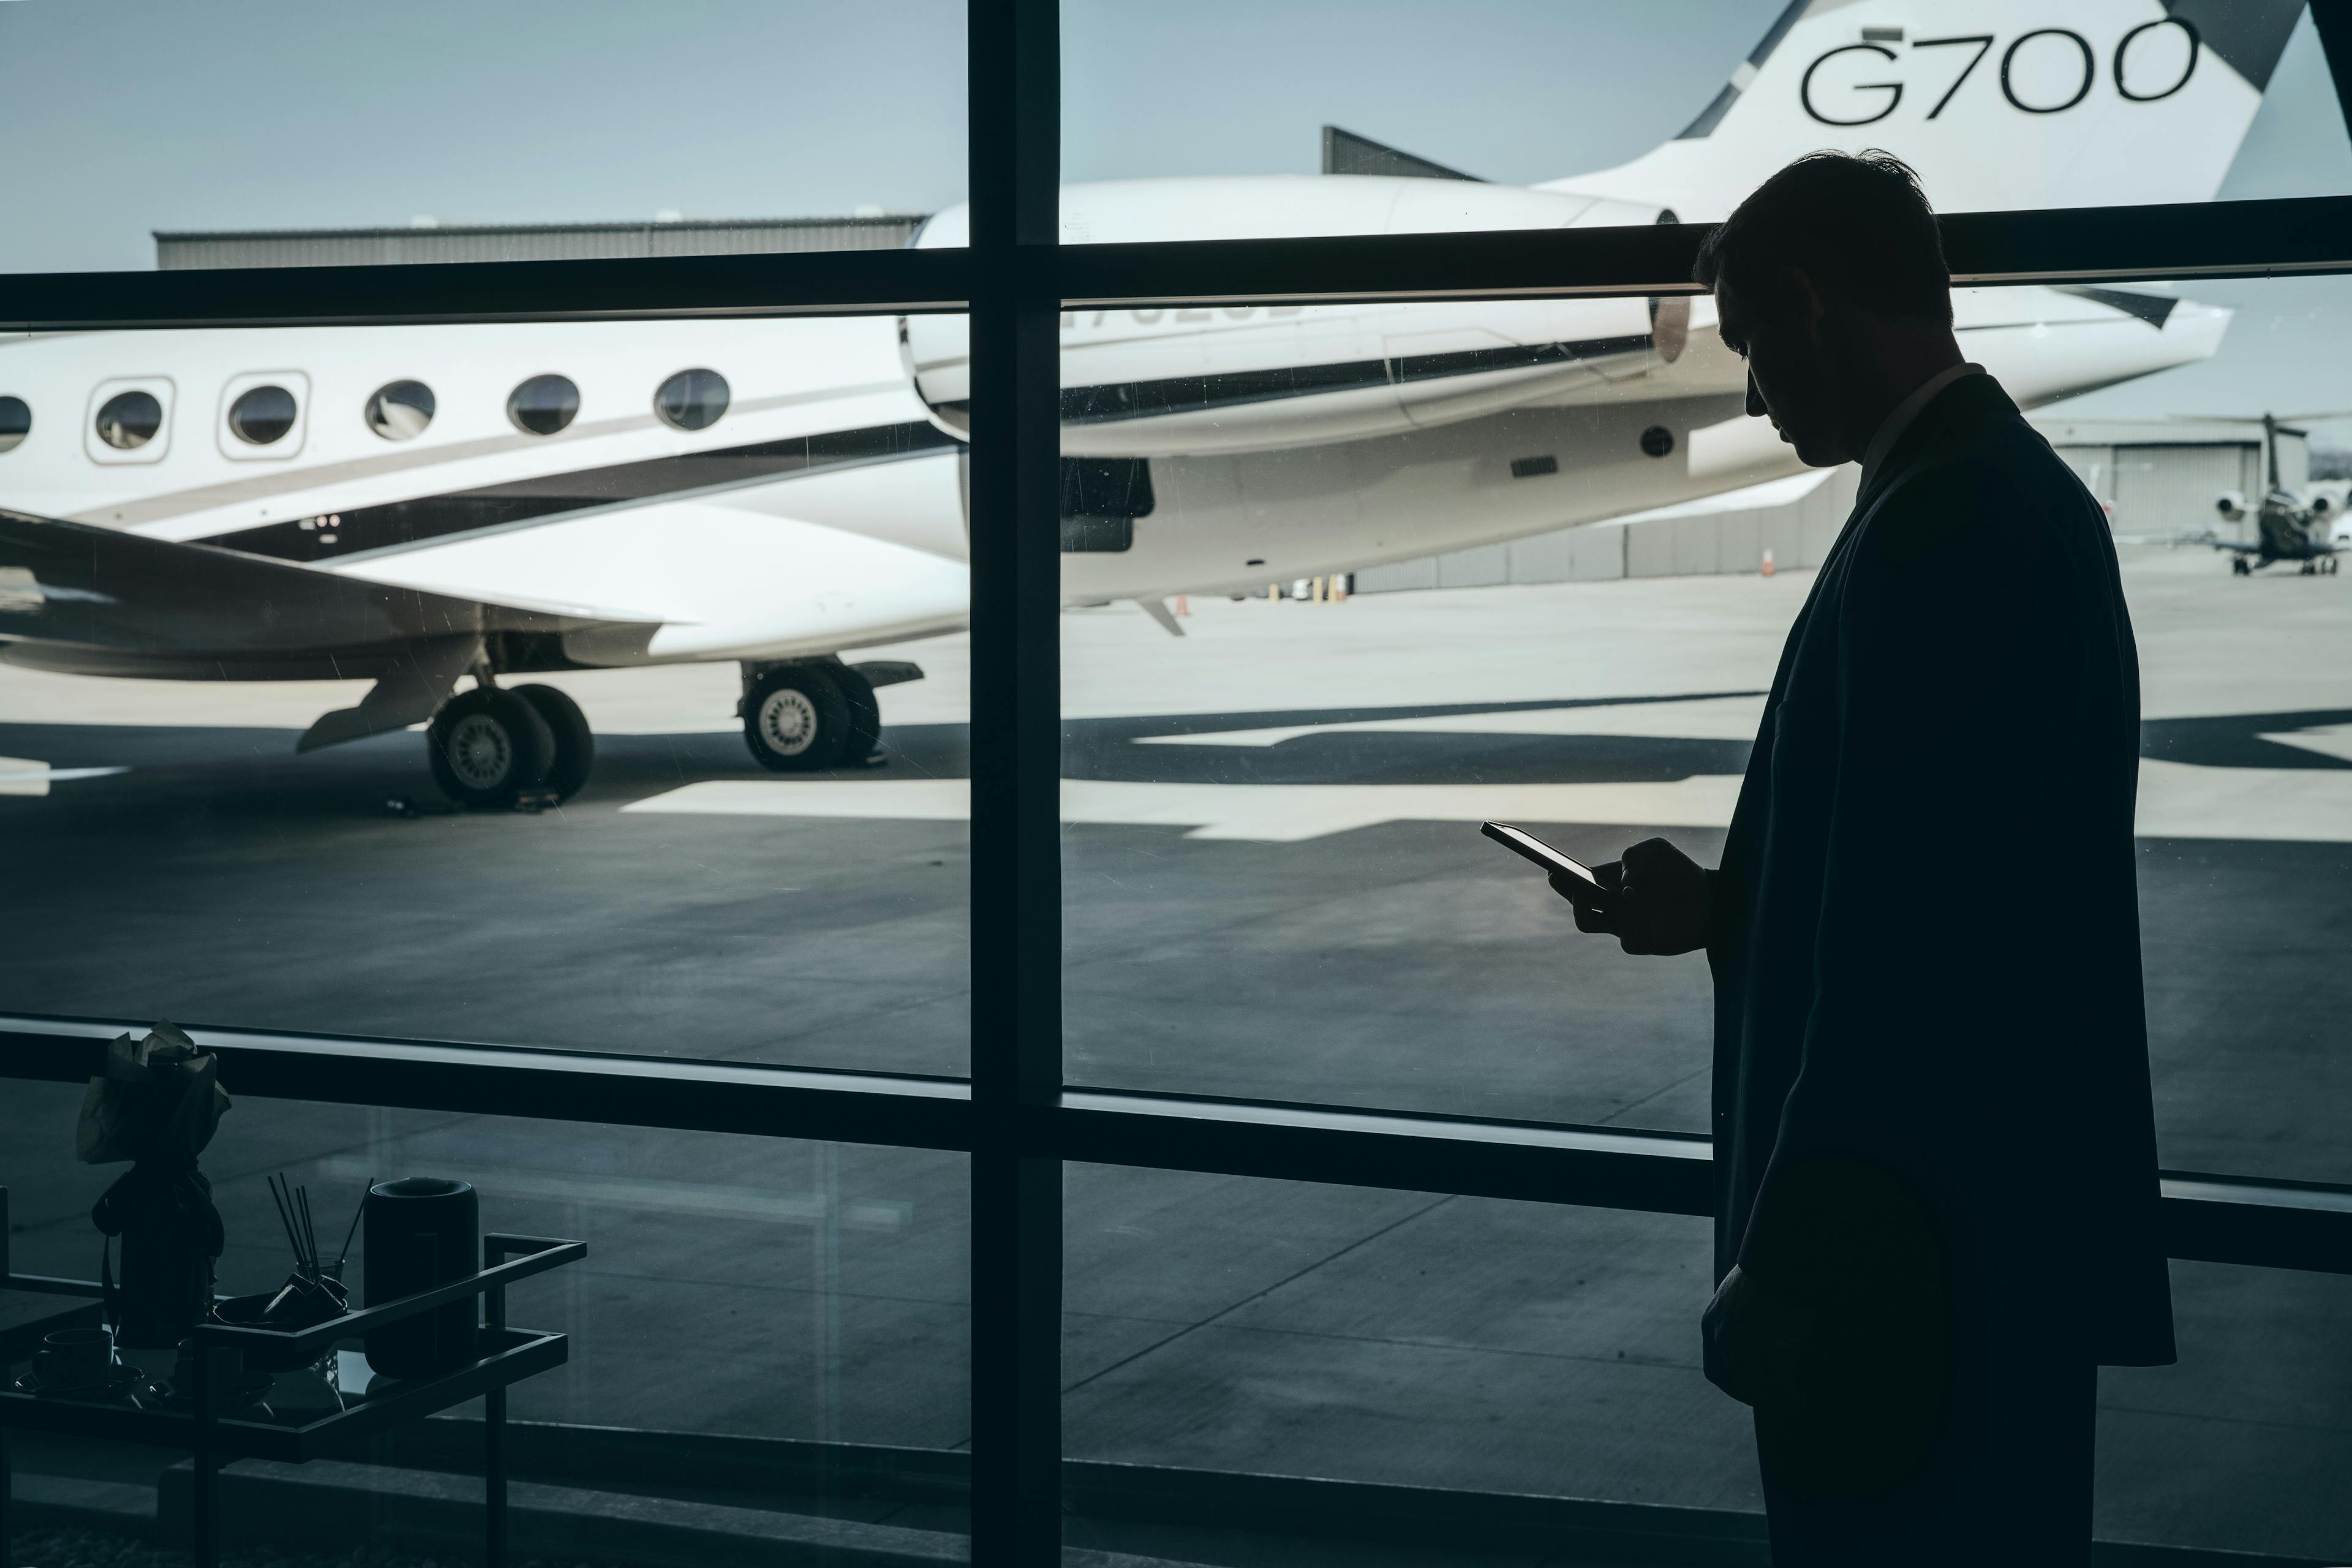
[0,248,968,331]
[966,1,1063,1566]
[1,1014,2348,1276]
[0,1015,970,1150]
[1052,195,2352,309]
[12,196,2352,334]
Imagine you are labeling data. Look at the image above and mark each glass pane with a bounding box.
[2038,273,2352,1189]
[1054,273,2352,1188]
[1058,1,2351,240]
[1,1,965,273]
[2,1080,970,1560]
[1065,1166,2352,1562]
[0,320,970,1071]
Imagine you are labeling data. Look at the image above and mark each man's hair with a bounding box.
[1693,150,1950,323]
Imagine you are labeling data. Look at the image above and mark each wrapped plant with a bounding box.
[78,1023,232,1349]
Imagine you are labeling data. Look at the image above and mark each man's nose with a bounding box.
[1744,369,1766,421]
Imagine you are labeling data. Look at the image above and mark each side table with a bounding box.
[2,1222,584,1568]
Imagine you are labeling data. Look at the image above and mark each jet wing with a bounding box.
[0,507,650,681]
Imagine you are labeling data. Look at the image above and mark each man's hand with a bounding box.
[1701,1263,1815,1411]
[1551,837,1711,954]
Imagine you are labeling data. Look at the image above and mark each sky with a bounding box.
[3,1,2352,429]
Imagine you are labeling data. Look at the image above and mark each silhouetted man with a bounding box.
[1557,151,2175,1564]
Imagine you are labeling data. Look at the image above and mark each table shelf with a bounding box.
[1,1324,565,1462]
[0,1226,583,1568]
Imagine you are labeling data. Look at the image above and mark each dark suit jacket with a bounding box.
[1709,371,2176,1368]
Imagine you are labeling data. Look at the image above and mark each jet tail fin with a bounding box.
[1545,2,2309,218]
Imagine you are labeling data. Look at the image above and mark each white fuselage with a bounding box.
[0,176,2228,680]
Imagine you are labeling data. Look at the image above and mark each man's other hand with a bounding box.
[1702,1263,1814,1411]
[1551,837,1711,954]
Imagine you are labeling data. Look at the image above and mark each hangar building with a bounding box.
[153,214,926,270]
[2035,416,2307,541]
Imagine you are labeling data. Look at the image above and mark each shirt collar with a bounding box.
[1858,361,1983,495]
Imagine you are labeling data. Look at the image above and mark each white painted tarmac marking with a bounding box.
[2258,724,2352,765]
[2135,759,2352,843]
[624,760,2352,845]
[625,775,1743,841]
[0,757,129,797]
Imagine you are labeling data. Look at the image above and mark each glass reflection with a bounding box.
[365,378,437,441]
[94,389,163,450]
[227,383,298,446]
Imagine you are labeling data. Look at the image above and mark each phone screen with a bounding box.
[1480,821,1605,892]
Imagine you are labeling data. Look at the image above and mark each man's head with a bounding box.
[1694,151,1957,467]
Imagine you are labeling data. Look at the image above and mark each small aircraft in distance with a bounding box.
[2204,412,2351,575]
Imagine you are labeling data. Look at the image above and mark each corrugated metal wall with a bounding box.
[2048,439,2289,542]
[156,217,927,270]
[2108,444,2255,538]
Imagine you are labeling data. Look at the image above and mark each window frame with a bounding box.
[8,5,2352,1566]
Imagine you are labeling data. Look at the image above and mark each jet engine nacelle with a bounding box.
[901,175,1684,458]
[2215,489,2250,522]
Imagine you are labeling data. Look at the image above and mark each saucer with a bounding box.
[12,1363,145,1401]
[153,1368,274,1410]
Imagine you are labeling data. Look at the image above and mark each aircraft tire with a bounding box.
[834,663,883,763]
[2234,558,2252,576]
[744,663,852,772]
[513,684,595,801]
[427,688,556,809]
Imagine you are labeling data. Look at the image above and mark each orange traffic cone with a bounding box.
[1761,548,1777,578]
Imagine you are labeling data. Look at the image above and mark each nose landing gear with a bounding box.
[741,660,881,772]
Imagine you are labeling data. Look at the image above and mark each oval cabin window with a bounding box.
[94,391,164,451]
[507,374,580,437]
[654,368,729,432]
[227,384,299,445]
[0,396,29,454]
[366,380,435,442]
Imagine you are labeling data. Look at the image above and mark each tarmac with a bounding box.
[3,545,2350,1561]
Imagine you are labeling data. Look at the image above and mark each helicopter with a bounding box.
[2203,412,2351,576]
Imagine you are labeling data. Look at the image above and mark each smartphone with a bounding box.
[1481,821,1613,905]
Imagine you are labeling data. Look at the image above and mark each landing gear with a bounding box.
[424,678,596,809]
[739,658,913,772]
[834,663,883,764]
[742,662,856,772]
[427,687,554,810]
[513,684,595,799]
[2234,557,2253,576]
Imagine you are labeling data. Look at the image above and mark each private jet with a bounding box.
[0,0,2299,807]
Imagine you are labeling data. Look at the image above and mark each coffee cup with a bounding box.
[31,1326,115,1387]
